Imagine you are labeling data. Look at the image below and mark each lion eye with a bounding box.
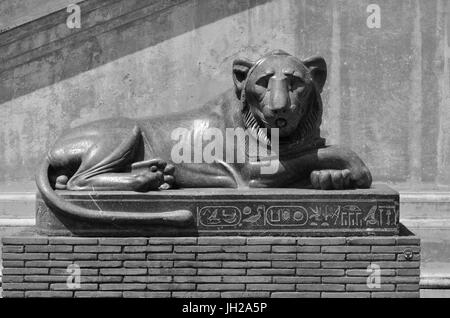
[288,75,305,91]
[255,75,271,88]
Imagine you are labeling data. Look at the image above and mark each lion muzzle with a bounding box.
[268,76,290,113]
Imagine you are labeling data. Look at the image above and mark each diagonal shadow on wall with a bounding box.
[0,0,273,105]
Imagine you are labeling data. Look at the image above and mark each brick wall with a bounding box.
[1,235,420,298]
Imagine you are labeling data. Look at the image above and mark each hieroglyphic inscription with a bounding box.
[198,206,241,226]
[197,201,398,230]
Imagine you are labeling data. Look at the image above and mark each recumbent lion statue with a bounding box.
[36,50,372,226]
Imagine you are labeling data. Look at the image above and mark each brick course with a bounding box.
[1,235,420,298]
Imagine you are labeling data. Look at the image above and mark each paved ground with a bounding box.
[421,289,450,298]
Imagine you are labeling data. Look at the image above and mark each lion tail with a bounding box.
[36,157,194,226]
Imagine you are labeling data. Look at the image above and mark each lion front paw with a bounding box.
[310,169,351,190]
[310,168,372,190]
[352,167,372,189]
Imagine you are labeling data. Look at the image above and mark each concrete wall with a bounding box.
[0,0,449,189]
[0,0,83,31]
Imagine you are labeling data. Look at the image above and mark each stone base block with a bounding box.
[1,225,420,298]
[36,185,399,236]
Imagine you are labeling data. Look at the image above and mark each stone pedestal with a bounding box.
[1,185,419,298]
[36,185,399,236]
[1,226,420,298]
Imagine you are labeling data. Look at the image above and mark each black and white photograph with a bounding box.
[0,0,448,302]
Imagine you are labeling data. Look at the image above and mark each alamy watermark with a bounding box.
[66,263,81,289]
[367,263,381,289]
[170,126,280,175]
[367,4,381,29]
[66,4,81,29]
[59,3,382,33]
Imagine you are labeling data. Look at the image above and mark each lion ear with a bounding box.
[303,56,327,93]
[232,58,254,97]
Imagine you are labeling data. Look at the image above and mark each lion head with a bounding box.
[232,50,326,148]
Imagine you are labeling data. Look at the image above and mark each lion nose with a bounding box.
[268,77,290,114]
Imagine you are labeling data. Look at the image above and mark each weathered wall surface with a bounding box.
[0,0,449,188]
[0,0,83,31]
